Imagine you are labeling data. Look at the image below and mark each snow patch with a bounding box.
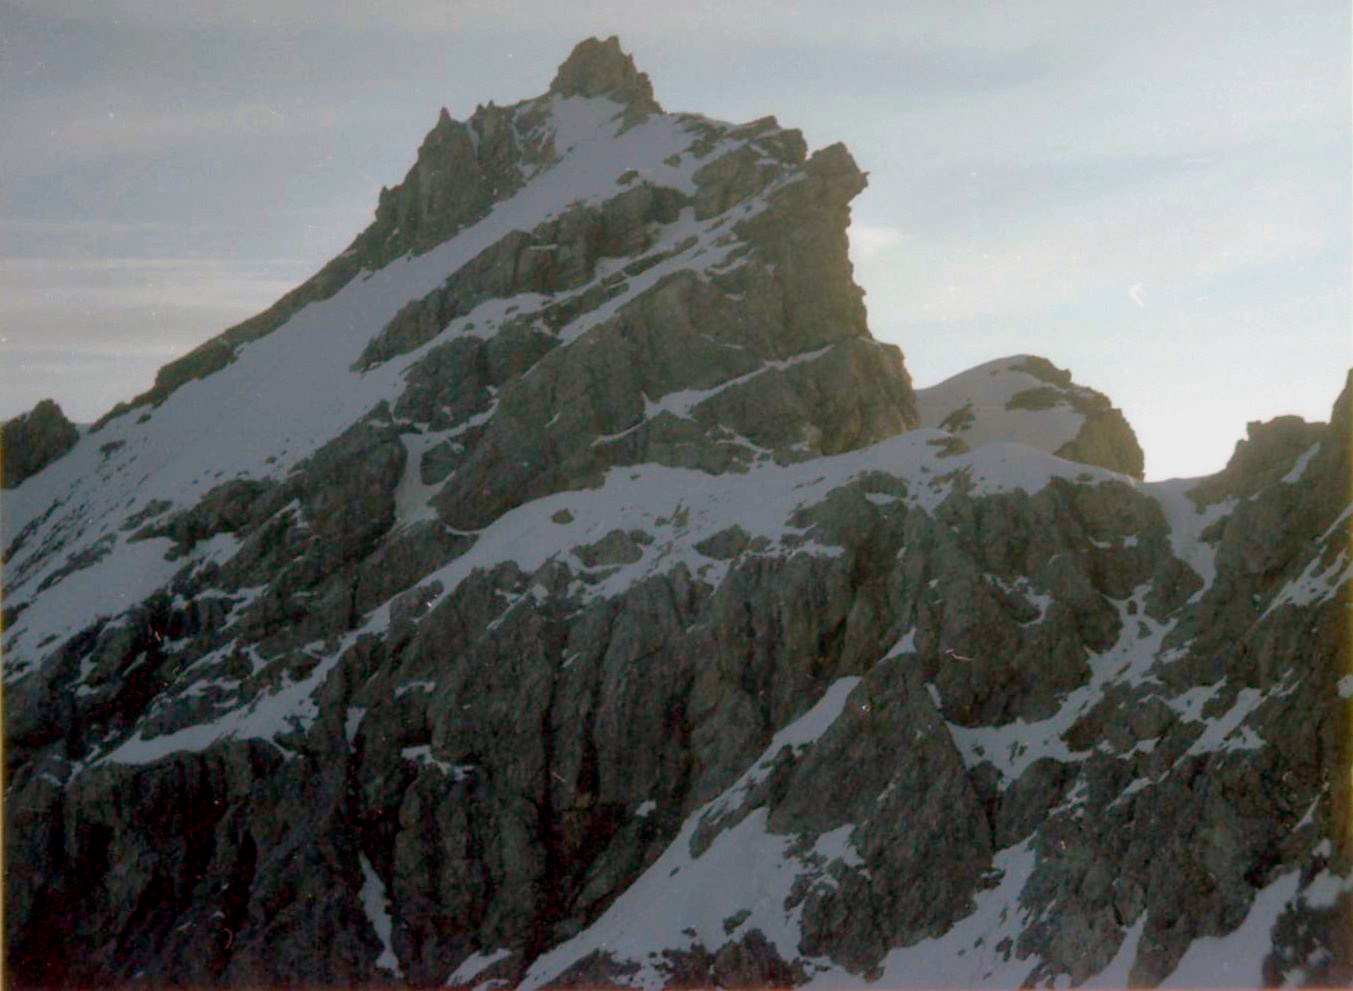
[944,587,1175,788]
[1160,870,1301,987]
[448,947,513,985]
[1263,547,1351,617]
[1181,686,1268,757]
[914,356,1087,457]
[359,854,401,976]
[819,839,1047,988]
[345,706,366,747]
[887,627,917,657]
[1299,869,1352,910]
[520,676,864,989]
[1145,479,1235,593]
[394,679,437,699]
[521,808,803,989]
[96,608,389,765]
[1280,442,1320,484]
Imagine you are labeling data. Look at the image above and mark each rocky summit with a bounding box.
[3,37,1350,990]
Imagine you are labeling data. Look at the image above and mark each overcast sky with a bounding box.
[2,0,1348,480]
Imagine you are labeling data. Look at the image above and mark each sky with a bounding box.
[2,0,1348,480]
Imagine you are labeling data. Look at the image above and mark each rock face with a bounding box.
[3,39,1350,990]
[1,398,78,489]
[549,35,661,115]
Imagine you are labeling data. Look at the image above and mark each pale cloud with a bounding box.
[846,224,913,264]
[0,255,305,355]
[864,158,1341,327]
[4,88,393,174]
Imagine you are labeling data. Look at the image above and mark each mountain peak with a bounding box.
[914,354,1145,477]
[5,39,1347,991]
[549,36,661,114]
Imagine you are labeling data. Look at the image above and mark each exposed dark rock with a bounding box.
[2,398,78,488]
[1056,404,1145,479]
[549,36,662,115]
[1190,414,1327,506]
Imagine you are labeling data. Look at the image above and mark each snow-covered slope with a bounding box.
[915,354,1145,477]
[3,60,905,670]
[915,355,1089,453]
[3,37,1348,990]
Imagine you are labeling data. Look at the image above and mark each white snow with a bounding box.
[1263,547,1351,616]
[946,711,1084,784]
[960,441,1119,501]
[812,823,865,869]
[0,95,792,674]
[1298,868,1352,910]
[887,627,918,657]
[448,947,513,985]
[703,675,863,823]
[1293,793,1322,830]
[5,84,1337,988]
[987,573,1054,624]
[1080,914,1147,988]
[3,534,180,674]
[344,705,366,747]
[817,839,1048,989]
[359,853,401,976]
[401,744,457,775]
[393,431,452,528]
[520,676,864,989]
[1108,776,1154,809]
[1319,502,1352,542]
[1145,479,1235,592]
[95,604,391,766]
[944,587,1175,788]
[393,427,1134,630]
[641,344,834,422]
[520,805,822,989]
[1160,869,1301,988]
[1181,686,1267,756]
[1164,678,1227,722]
[914,356,1086,456]
[1280,442,1320,484]
[394,679,437,699]
[760,676,863,751]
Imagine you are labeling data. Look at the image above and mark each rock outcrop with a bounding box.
[3,39,1348,990]
[1,398,78,489]
[549,35,662,115]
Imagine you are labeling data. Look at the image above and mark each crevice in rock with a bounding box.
[520,669,566,980]
[213,823,258,977]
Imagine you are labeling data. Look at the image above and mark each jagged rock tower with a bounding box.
[3,38,1350,989]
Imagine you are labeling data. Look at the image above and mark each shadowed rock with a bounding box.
[2,399,78,488]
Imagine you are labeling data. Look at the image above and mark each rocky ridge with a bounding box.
[3,39,1350,990]
[1,398,79,490]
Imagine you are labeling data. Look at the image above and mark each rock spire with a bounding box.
[549,35,662,114]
